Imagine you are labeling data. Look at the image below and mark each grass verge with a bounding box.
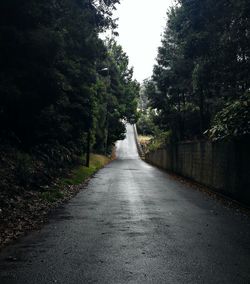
[40,154,111,203]
[40,189,64,203]
[1,153,112,249]
[61,154,111,186]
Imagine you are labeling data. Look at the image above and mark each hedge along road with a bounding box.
[0,124,250,284]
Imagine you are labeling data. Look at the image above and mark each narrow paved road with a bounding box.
[0,124,250,283]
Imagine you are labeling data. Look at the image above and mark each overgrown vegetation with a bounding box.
[61,154,110,186]
[40,154,110,203]
[0,153,110,248]
[207,93,250,141]
[143,0,250,143]
[0,1,139,191]
[40,189,64,203]
[137,111,158,136]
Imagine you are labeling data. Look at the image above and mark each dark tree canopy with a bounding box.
[146,0,250,141]
[0,0,139,171]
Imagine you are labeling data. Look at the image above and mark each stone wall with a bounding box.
[133,124,144,158]
[145,139,250,204]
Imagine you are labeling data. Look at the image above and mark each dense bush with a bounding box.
[137,111,158,136]
[207,93,250,140]
[145,0,250,142]
[0,1,139,189]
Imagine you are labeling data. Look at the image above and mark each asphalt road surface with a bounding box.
[0,124,250,284]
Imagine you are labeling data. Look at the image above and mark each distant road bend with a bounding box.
[0,124,250,283]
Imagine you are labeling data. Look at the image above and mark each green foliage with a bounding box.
[207,93,250,140]
[14,153,34,186]
[0,0,114,149]
[147,131,172,152]
[92,38,140,153]
[147,0,250,142]
[40,153,110,203]
[137,81,161,136]
[0,0,139,187]
[61,154,110,185]
[137,111,159,136]
[62,166,96,186]
[40,189,64,203]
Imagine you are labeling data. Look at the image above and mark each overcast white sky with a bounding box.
[113,0,173,83]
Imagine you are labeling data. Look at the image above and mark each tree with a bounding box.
[147,0,250,142]
[92,38,139,153]
[0,0,129,171]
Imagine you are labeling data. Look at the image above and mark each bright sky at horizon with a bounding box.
[114,0,173,83]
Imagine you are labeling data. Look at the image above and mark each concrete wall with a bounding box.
[133,124,144,158]
[145,139,250,204]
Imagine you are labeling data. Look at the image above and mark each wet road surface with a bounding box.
[0,124,250,283]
